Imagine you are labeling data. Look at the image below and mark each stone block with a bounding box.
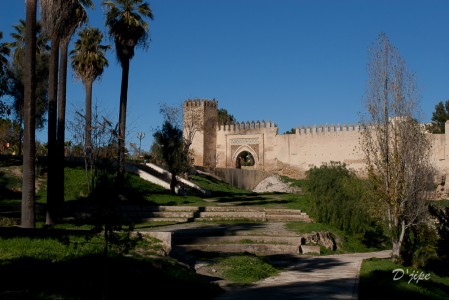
[300,245,320,254]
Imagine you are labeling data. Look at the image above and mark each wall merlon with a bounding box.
[184,98,218,108]
[218,119,278,131]
[294,122,364,135]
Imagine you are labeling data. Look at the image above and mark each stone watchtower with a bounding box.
[183,99,218,167]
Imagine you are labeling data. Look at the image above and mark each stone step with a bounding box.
[174,243,300,255]
[139,217,191,223]
[264,208,305,214]
[195,212,310,222]
[122,205,199,212]
[198,211,266,221]
[173,235,300,245]
[143,211,195,218]
[265,214,312,222]
[203,207,303,214]
[203,206,265,212]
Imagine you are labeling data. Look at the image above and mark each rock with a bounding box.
[300,231,337,251]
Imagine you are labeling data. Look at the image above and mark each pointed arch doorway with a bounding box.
[235,150,256,168]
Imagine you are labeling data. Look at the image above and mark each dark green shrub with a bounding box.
[426,204,449,275]
[305,161,373,235]
[401,224,439,268]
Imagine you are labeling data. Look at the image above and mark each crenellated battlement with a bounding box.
[184,98,218,108]
[294,123,364,134]
[218,120,277,131]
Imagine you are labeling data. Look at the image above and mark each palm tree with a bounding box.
[7,19,50,155]
[0,31,10,72]
[8,20,46,65]
[40,0,92,224]
[0,32,11,106]
[102,0,153,187]
[70,27,109,150]
[21,0,37,228]
[8,19,49,70]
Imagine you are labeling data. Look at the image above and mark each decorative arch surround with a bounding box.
[232,145,259,167]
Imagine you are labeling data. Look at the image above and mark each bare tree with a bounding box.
[360,33,437,261]
[69,104,118,193]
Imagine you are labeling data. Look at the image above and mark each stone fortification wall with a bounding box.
[184,99,449,180]
[267,124,365,177]
[215,121,367,177]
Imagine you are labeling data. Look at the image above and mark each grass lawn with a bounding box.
[359,258,449,300]
[1,156,449,297]
[0,227,223,299]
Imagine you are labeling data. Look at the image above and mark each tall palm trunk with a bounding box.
[117,58,129,188]
[46,33,59,225]
[56,37,70,210]
[21,0,37,228]
[85,79,93,149]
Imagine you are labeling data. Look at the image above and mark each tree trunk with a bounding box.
[117,58,129,189]
[85,79,93,149]
[56,37,69,212]
[170,173,177,195]
[391,219,406,261]
[85,79,94,191]
[46,33,59,225]
[18,116,23,156]
[21,0,37,229]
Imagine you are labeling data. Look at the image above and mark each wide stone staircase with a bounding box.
[137,205,312,259]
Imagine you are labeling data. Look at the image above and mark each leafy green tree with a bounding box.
[217,108,236,124]
[283,128,296,134]
[428,100,449,133]
[70,27,109,150]
[153,120,188,194]
[103,0,154,188]
[21,0,37,228]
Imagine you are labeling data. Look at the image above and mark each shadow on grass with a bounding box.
[0,254,224,300]
[0,226,98,240]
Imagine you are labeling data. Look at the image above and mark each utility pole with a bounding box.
[136,132,145,158]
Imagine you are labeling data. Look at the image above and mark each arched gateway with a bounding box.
[183,98,449,179]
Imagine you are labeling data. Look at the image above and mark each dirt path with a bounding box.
[213,250,392,300]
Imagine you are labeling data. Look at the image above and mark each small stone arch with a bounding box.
[232,145,258,168]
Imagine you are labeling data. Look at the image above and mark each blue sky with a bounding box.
[1,0,449,151]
